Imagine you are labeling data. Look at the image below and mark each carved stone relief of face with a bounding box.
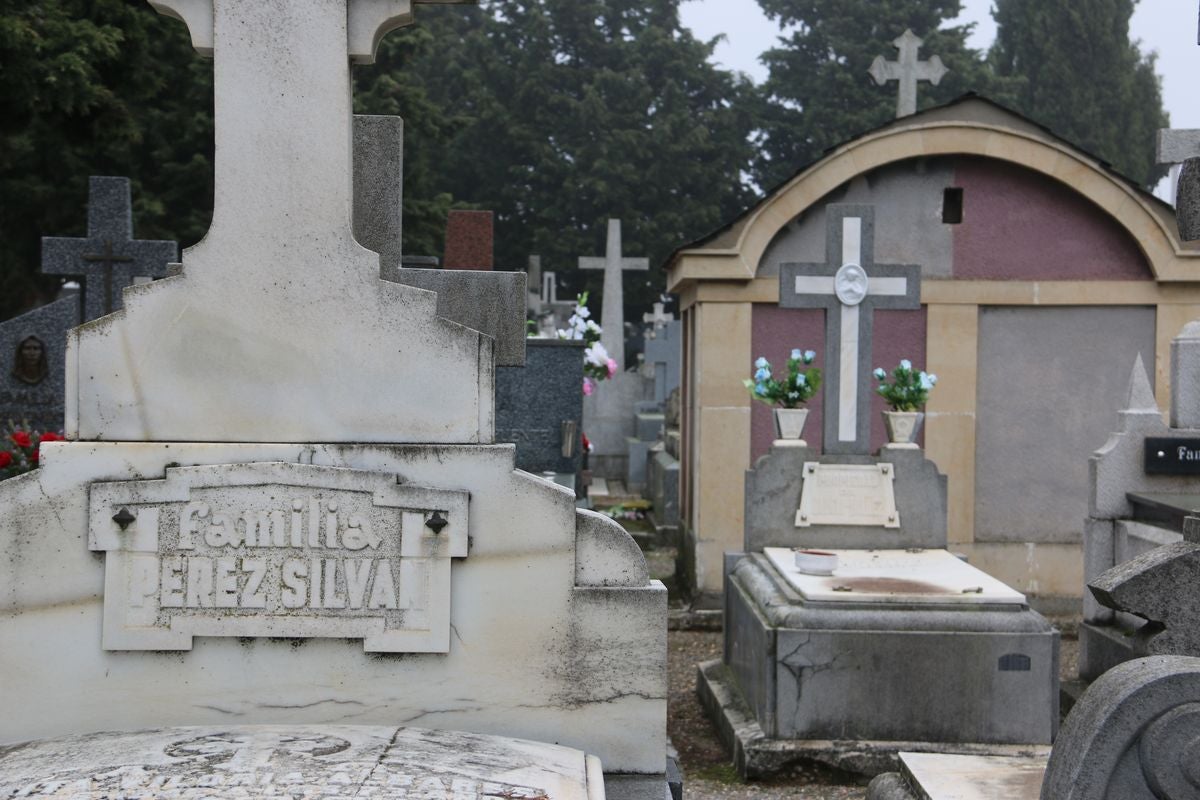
[835,263,869,306]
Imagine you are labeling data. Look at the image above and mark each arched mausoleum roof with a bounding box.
[666,95,1197,292]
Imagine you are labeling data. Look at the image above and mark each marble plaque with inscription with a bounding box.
[0,725,603,800]
[88,462,469,652]
[795,462,900,528]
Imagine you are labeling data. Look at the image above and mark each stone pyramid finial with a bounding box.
[1124,352,1158,413]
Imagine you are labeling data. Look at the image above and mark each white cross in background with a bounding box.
[643,302,673,332]
[869,29,949,119]
[780,206,922,455]
[579,219,649,360]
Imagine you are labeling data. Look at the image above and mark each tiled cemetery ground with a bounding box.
[618,514,1081,799]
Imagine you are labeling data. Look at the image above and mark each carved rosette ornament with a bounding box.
[1039,656,1200,799]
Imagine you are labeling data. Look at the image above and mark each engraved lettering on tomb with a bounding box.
[88,462,469,653]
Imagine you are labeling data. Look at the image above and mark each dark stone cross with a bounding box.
[779,204,922,455]
[41,176,178,321]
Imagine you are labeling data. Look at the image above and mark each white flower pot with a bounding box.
[883,411,924,445]
[773,407,809,441]
[794,549,838,576]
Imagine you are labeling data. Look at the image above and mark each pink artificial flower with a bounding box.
[583,377,595,395]
[606,358,617,378]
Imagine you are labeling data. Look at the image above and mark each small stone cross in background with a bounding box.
[40,177,177,319]
[579,219,649,361]
[869,29,948,118]
[1158,131,1200,242]
[643,302,673,333]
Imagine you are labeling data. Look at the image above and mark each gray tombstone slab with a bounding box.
[0,296,80,431]
[40,177,177,321]
[779,204,922,455]
[495,338,585,478]
[643,320,681,406]
[351,114,526,366]
[1078,341,1200,680]
[579,219,649,362]
[868,29,948,118]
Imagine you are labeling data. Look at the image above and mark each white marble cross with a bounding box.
[579,219,649,360]
[147,0,471,287]
[780,205,921,455]
[869,29,948,118]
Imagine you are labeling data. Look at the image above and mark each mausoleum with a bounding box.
[666,94,1200,609]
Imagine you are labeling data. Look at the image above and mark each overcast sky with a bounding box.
[678,0,1200,198]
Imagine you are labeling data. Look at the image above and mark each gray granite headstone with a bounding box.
[495,338,585,478]
[1,177,176,431]
[40,177,177,321]
[0,297,79,431]
[868,29,948,118]
[779,204,922,455]
[351,114,526,366]
[643,320,681,407]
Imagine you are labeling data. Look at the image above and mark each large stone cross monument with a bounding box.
[68,0,491,443]
[579,218,649,362]
[869,29,948,118]
[779,204,921,454]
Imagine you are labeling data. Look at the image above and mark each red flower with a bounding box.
[29,449,38,464]
[0,452,11,469]
[40,432,62,443]
[11,431,31,449]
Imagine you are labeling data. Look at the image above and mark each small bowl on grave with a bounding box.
[794,549,838,575]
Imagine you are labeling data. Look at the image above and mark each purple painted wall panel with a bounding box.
[951,157,1151,281]
[749,306,927,462]
[870,308,929,454]
[750,306,826,460]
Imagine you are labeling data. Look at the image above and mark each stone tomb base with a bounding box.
[703,550,1058,777]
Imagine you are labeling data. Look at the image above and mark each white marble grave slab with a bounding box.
[899,752,1046,800]
[0,725,604,800]
[764,548,1027,605]
[796,462,900,528]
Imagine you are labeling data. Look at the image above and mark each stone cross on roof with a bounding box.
[579,219,649,361]
[869,29,948,118]
[40,177,177,320]
[779,204,922,455]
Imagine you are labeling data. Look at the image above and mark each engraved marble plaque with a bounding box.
[88,463,469,653]
[0,725,602,800]
[795,462,900,528]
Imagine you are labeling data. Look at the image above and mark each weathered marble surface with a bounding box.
[0,442,667,776]
[68,2,494,443]
[0,725,603,800]
[763,548,1026,606]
